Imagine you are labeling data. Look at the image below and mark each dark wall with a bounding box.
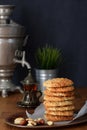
[0,0,87,87]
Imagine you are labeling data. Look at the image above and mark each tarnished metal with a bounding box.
[35,69,58,92]
[0,5,25,97]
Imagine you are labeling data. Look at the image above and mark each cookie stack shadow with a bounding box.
[43,78,75,122]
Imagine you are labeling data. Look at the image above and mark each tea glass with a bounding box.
[17,83,42,108]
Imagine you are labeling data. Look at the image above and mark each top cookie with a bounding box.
[43,78,74,88]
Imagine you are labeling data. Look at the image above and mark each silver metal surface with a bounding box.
[0,5,15,21]
[0,5,25,97]
[35,69,58,92]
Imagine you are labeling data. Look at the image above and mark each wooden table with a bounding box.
[0,87,87,130]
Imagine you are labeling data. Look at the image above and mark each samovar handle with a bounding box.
[14,51,31,69]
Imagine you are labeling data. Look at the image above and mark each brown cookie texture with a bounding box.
[45,110,74,116]
[47,86,74,92]
[44,100,74,107]
[44,105,75,111]
[44,95,75,101]
[43,78,74,88]
[44,89,75,97]
[43,77,75,122]
[44,114,73,121]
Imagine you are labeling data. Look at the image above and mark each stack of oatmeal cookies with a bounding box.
[43,78,75,122]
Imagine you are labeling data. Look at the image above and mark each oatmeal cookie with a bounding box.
[44,114,73,121]
[45,110,74,116]
[43,78,74,88]
[44,89,75,97]
[47,86,74,92]
[44,95,75,101]
[44,100,74,107]
[44,105,75,111]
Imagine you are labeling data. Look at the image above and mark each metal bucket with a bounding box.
[35,69,58,92]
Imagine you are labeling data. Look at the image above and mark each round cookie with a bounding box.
[44,114,73,121]
[44,105,75,111]
[47,86,74,92]
[43,78,74,88]
[45,110,74,116]
[44,100,74,107]
[43,77,75,122]
[44,95,75,102]
[44,89,75,97]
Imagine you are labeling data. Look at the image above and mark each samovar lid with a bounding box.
[0,5,25,37]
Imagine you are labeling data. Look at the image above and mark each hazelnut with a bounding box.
[14,117,26,125]
[36,119,45,125]
[19,119,27,125]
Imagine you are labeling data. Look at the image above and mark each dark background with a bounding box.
[0,0,87,87]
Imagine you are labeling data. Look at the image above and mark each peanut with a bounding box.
[47,121,54,126]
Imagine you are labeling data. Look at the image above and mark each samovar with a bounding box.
[0,5,26,97]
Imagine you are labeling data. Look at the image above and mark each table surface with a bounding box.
[0,87,87,130]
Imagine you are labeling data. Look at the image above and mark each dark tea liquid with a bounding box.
[23,84,37,91]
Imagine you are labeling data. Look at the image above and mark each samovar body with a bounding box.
[0,5,25,97]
